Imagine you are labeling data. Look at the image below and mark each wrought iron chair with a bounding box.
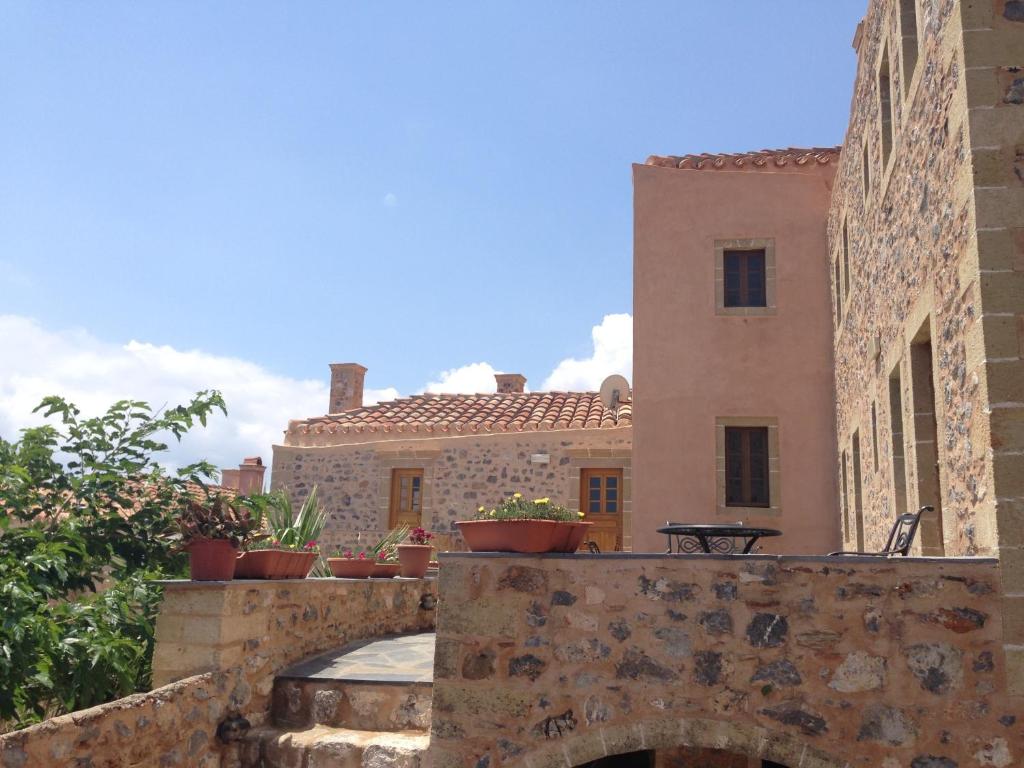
[664,521,737,554]
[827,505,931,557]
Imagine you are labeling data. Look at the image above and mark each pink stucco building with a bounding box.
[632,149,843,555]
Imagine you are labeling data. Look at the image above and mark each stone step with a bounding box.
[241,725,428,768]
[272,677,432,731]
[271,633,435,732]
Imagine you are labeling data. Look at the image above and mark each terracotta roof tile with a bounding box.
[646,146,841,171]
[287,391,631,442]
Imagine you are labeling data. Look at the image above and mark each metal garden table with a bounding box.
[655,523,782,554]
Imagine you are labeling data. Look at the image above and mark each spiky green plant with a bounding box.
[263,485,326,549]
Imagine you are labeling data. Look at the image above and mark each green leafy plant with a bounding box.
[369,525,409,561]
[0,391,226,730]
[259,485,326,550]
[474,492,581,522]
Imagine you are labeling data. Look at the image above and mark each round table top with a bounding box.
[656,524,782,538]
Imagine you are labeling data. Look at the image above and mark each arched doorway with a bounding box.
[576,750,790,768]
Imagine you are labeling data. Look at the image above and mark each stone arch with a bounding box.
[502,716,847,768]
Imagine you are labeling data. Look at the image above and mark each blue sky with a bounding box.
[0,2,865,468]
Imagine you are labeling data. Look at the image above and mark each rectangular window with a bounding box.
[871,401,880,473]
[842,220,851,300]
[841,449,850,541]
[879,45,894,169]
[724,426,770,507]
[834,253,842,326]
[889,363,908,516]
[723,249,767,308]
[862,142,871,198]
[389,468,424,528]
[852,430,865,550]
[900,0,920,94]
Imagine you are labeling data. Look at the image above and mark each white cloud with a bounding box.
[541,313,632,391]
[0,312,633,482]
[424,362,499,394]
[382,192,398,207]
[366,386,401,404]
[0,315,353,477]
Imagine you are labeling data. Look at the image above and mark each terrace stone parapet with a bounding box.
[432,553,1021,767]
[0,577,437,768]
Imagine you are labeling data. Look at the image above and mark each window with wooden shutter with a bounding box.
[724,427,770,507]
[723,249,767,308]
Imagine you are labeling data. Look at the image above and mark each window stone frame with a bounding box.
[715,417,781,518]
[714,238,777,317]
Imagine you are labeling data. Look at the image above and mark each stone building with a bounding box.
[271,364,632,553]
[825,0,1024,697]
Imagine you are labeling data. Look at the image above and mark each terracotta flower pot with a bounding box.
[327,558,376,578]
[455,519,568,553]
[397,544,432,578]
[235,550,316,579]
[235,550,283,579]
[187,538,238,581]
[564,522,594,552]
[283,551,318,578]
[372,562,401,578]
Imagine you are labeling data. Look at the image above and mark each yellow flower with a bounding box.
[577,511,585,519]
[512,492,522,499]
[533,497,549,505]
[478,505,486,513]
[489,510,497,517]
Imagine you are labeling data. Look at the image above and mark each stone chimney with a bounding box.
[220,457,266,496]
[329,363,367,413]
[237,457,266,496]
[495,373,527,394]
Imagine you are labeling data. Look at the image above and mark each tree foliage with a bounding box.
[0,391,227,729]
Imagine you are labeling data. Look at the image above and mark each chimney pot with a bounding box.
[495,373,527,394]
[329,363,368,413]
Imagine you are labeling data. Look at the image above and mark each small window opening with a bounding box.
[871,401,880,473]
[879,45,894,169]
[723,249,767,308]
[900,0,920,94]
[725,426,770,507]
[842,220,851,300]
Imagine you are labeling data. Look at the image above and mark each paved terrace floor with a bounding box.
[278,632,435,684]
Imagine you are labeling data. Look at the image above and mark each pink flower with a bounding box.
[357,551,367,560]
[343,549,353,558]
[304,540,317,551]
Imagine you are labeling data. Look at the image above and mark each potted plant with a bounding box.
[397,527,434,578]
[455,493,591,553]
[177,493,260,580]
[327,548,376,578]
[236,486,325,579]
[372,550,401,578]
[369,526,408,578]
[235,539,319,579]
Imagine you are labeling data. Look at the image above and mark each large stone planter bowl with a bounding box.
[455,519,591,553]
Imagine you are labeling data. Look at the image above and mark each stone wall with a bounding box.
[271,428,632,553]
[431,553,1019,767]
[0,671,238,768]
[0,577,438,768]
[828,0,987,557]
